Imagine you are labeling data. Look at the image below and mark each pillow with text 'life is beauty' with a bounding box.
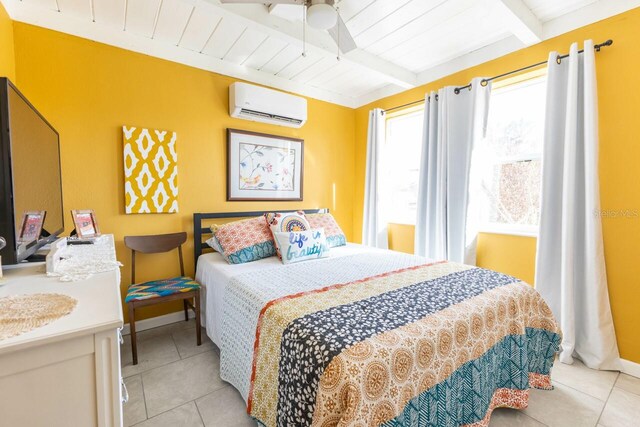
[273,228,330,265]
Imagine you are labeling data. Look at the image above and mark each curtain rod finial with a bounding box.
[595,39,613,52]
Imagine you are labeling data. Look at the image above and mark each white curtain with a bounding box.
[535,40,620,370]
[362,108,388,249]
[414,78,491,263]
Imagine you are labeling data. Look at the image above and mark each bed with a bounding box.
[193,210,561,427]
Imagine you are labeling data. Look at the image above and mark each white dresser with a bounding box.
[0,237,124,427]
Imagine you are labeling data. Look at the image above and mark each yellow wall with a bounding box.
[354,8,640,363]
[387,223,415,255]
[12,23,356,323]
[0,1,14,81]
[5,7,640,362]
[476,234,537,285]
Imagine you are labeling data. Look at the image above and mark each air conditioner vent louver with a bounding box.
[239,109,304,125]
[229,82,307,128]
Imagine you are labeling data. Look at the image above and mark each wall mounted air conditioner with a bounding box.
[229,82,307,128]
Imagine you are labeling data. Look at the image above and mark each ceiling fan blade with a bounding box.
[328,13,357,54]
[219,0,303,4]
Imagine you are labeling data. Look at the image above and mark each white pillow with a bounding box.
[205,229,224,253]
[273,228,330,264]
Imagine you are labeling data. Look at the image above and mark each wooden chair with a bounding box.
[124,232,201,365]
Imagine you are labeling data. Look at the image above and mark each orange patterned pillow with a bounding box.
[212,217,276,264]
[305,213,346,247]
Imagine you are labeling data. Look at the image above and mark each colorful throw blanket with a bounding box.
[219,252,561,427]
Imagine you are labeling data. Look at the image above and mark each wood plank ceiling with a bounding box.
[2,0,637,107]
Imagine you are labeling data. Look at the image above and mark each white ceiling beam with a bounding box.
[267,3,302,22]
[354,0,640,108]
[5,0,359,107]
[542,0,640,40]
[354,35,525,107]
[0,0,16,16]
[491,0,542,46]
[5,0,640,110]
[205,1,417,88]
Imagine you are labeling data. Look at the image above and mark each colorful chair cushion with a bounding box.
[125,276,200,303]
[212,216,276,264]
[265,211,311,259]
[305,213,347,247]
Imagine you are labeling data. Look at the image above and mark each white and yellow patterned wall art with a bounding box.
[123,126,178,214]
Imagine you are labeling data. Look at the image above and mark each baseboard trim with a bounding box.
[121,310,194,336]
[621,358,640,378]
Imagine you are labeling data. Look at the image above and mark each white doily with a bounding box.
[47,235,122,282]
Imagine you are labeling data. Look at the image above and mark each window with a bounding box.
[472,76,546,236]
[380,76,545,232]
[384,109,424,224]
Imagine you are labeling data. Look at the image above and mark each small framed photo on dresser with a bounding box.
[18,211,46,243]
[71,210,101,239]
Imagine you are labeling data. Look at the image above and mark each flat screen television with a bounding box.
[0,78,64,265]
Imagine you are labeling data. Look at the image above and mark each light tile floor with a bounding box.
[122,320,640,426]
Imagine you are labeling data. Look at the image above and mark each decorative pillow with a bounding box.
[305,213,346,248]
[274,228,330,264]
[211,217,276,264]
[264,211,311,259]
[205,229,224,253]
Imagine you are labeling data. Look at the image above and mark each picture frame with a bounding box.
[227,129,303,201]
[18,211,46,243]
[71,209,101,239]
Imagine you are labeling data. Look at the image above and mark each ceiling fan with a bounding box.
[219,0,358,54]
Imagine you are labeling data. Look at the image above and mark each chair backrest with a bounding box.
[124,232,187,284]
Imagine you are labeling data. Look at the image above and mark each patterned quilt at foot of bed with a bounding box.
[219,253,561,427]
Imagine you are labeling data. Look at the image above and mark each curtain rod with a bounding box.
[383,39,613,113]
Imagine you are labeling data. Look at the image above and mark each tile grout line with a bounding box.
[595,371,620,426]
[125,340,227,422]
[140,374,149,423]
[123,325,237,424]
[194,398,206,426]
[551,374,617,403]
[121,336,213,379]
[613,373,640,397]
[131,399,203,426]
[170,330,182,360]
[136,385,230,424]
[190,384,231,409]
[520,409,550,427]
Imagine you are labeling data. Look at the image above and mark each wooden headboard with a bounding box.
[193,209,329,270]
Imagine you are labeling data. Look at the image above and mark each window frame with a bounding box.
[383,105,425,226]
[477,73,546,238]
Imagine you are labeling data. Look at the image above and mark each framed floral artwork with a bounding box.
[227,129,303,201]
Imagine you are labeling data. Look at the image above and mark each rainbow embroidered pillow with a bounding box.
[305,213,346,248]
[212,217,276,264]
[264,211,311,259]
[274,228,330,265]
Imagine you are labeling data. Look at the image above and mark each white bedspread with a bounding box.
[195,243,385,346]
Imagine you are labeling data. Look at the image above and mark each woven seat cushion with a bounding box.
[125,276,200,303]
